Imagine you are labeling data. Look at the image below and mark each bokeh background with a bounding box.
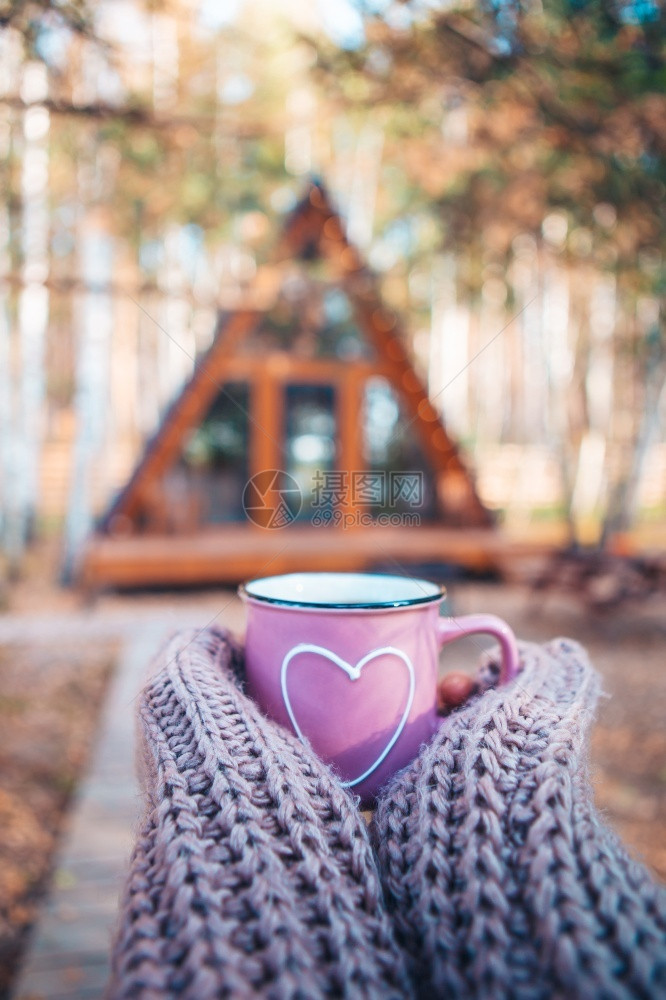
[0,2,664,997]
[0,0,664,577]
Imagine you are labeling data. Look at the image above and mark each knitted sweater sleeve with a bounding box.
[107,627,411,1000]
[107,628,666,1000]
[372,637,666,1000]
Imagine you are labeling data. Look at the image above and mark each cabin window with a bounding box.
[362,376,438,521]
[319,288,373,361]
[166,381,251,526]
[241,279,375,361]
[284,383,337,521]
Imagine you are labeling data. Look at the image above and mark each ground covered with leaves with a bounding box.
[0,641,115,998]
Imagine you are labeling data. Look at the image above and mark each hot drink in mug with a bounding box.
[240,572,519,806]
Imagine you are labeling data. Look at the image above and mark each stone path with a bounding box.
[9,597,245,1000]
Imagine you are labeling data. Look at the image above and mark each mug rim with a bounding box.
[239,571,445,610]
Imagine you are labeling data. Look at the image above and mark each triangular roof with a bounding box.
[98,180,491,537]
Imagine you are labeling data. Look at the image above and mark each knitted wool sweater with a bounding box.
[108,628,666,1000]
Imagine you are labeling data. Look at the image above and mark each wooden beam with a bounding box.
[251,367,282,477]
[218,354,391,383]
[337,367,365,522]
[102,310,260,528]
[304,203,492,528]
[80,523,561,590]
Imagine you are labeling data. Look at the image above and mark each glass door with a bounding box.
[283,382,337,522]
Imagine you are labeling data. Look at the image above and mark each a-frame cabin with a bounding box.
[81,182,498,589]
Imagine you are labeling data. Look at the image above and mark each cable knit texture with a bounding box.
[107,627,410,1000]
[373,638,666,1000]
[108,628,666,1000]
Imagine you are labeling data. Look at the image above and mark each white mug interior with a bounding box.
[241,571,444,609]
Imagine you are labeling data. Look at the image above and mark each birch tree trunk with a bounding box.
[0,30,21,572]
[601,295,666,545]
[62,220,113,580]
[136,286,161,438]
[152,12,179,113]
[0,203,12,569]
[429,253,470,439]
[285,86,314,177]
[110,247,140,491]
[542,251,576,543]
[156,226,195,407]
[569,272,614,539]
[475,273,508,444]
[12,61,50,566]
[346,124,384,252]
[510,234,544,443]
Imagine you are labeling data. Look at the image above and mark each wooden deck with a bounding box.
[81,524,558,589]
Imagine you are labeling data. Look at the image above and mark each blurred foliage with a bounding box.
[5,0,664,291]
[3,2,294,258]
[0,0,94,43]
[11,0,663,296]
[313,0,665,293]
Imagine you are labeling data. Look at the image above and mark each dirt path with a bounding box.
[0,640,116,999]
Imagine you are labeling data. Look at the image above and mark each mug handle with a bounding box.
[436,614,520,686]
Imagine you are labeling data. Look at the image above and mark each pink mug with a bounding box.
[240,572,519,806]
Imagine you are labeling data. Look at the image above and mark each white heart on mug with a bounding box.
[280,643,415,788]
